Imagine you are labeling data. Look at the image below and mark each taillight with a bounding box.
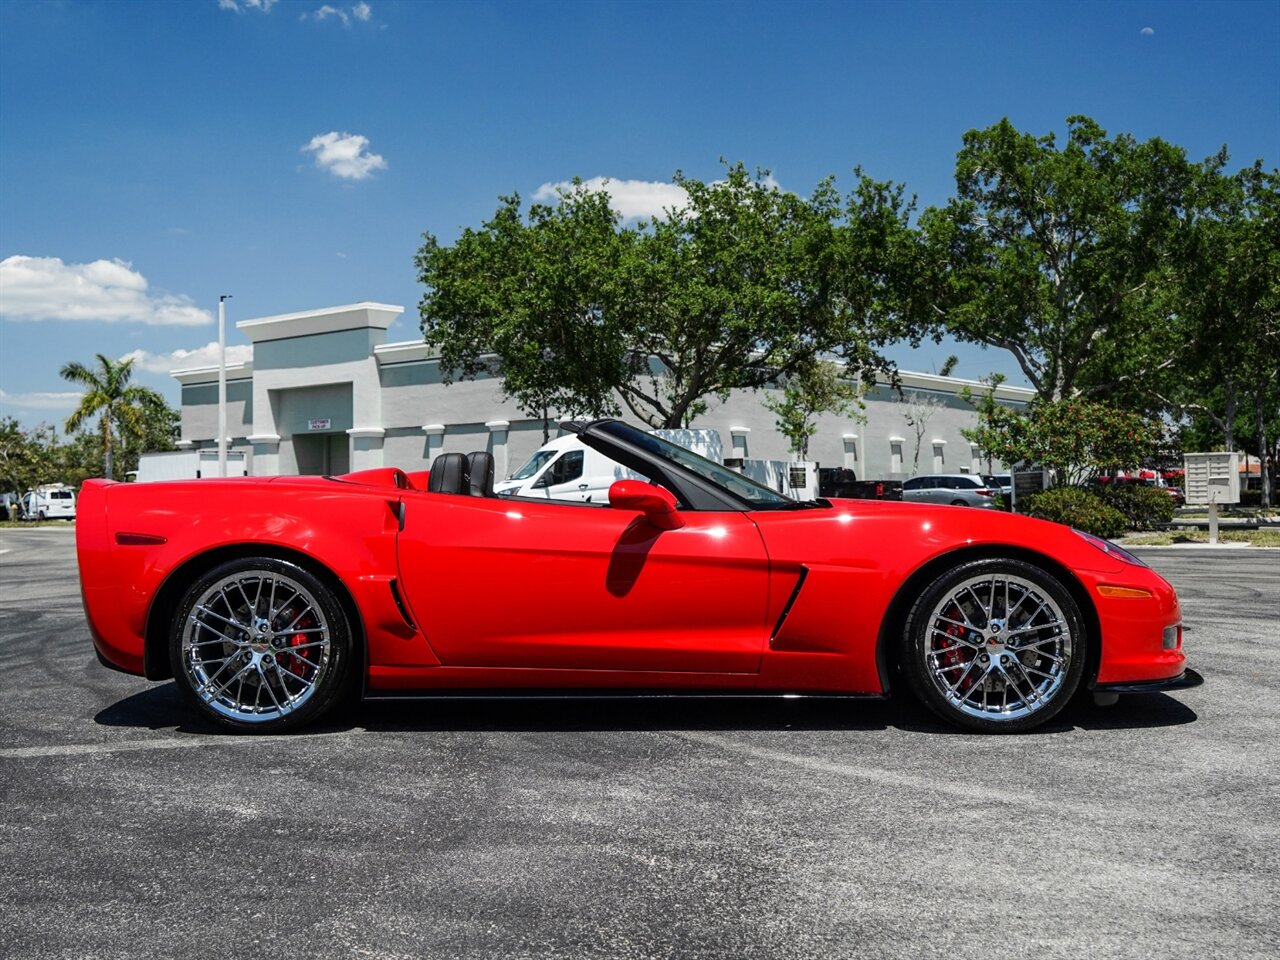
[975,489,993,496]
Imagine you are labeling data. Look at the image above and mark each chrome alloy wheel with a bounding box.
[180,570,333,724]
[922,572,1074,722]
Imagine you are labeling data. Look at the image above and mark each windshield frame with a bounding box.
[575,419,798,511]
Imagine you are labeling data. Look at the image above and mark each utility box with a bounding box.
[1183,452,1240,505]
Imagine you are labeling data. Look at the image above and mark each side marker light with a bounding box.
[115,532,167,546]
[1096,585,1154,599]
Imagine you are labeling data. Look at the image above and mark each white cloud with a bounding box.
[219,0,278,12]
[302,131,387,180]
[0,387,84,411]
[306,3,372,27]
[533,177,690,222]
[120,343,254,375]
[313,5,349,25]
[1140,26,1155,36]
[0,256,212,326]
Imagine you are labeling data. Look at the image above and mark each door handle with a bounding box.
[578,483,589,489]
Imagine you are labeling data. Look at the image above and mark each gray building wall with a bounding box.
[174,303,1030,480]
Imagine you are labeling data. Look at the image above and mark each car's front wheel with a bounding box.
[170,557,354,733]
[900,558,1086,733]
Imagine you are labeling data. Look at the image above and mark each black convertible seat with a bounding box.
[466,452,495,497]
[428,452,468,495]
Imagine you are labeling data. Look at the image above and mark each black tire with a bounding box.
[950,499,967,506]
[900,558,1087,733]
[170,557,354,733]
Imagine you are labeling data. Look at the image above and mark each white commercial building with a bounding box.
[173,302,1034,480]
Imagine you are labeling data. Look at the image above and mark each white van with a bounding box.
[23,484,76,520]
[493,428,797,503]
[493,435,627,503]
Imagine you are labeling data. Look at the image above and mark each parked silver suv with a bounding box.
[902,474,997,508]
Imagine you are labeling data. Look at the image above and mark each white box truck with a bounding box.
[132,450,247,483]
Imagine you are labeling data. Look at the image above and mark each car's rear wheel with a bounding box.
[170,558,353,733]
[950,499,967,506]
[900,558,1086,733]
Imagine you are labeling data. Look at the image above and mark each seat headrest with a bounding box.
[428,452,468,495]
[466,452,495,497]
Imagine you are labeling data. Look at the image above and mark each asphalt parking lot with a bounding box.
[1,528,1277,960]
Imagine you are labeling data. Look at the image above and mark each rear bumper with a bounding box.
[1094,667,1204,694]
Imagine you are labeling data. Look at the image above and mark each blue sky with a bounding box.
[2,0,1277,428]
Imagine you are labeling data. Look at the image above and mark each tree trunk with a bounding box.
[1258,391,1273,508]
[101,412,114,481]
[1223,379,1236,452]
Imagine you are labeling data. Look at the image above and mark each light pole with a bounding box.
[218,294,231,477]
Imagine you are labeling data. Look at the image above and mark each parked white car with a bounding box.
[23,484,77,520]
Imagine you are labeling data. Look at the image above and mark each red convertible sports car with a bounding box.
[76,419,1199,734]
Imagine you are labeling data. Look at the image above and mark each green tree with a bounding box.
[764,358,863,460]
[920,115,1200,403]
[963,391,1161,487]
[416,185,632,439]
[59,354,170,480]
[418,163,922,430]
[0,418,60,496]
[1154,163,1279,504]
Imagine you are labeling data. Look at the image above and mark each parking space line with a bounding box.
[678,730,1060,812]
[0,734,343,759]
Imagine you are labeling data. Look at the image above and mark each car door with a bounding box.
[396,491,771,673]
[902,477,926,503]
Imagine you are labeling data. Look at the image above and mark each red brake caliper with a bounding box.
[283,610,315,679]
[938,606,973,691]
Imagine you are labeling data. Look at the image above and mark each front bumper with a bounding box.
[1094,667,1204,694]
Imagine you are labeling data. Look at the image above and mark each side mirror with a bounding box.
[608,480,685,530]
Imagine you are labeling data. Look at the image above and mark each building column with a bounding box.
[485,420,510,478]
[247,434,281,476]
[348,427,386,471]
[423,424,445,464]
[932,439,947,473]
[730,426,750,459]
[889,437,905,475]
[842,433,859,472]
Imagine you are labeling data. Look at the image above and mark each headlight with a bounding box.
[1073,529,1147,567]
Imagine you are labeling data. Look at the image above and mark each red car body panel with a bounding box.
[76,466,1186,698]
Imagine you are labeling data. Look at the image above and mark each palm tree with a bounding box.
[60,354,167,480]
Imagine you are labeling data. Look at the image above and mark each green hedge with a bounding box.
[1098,484,1175,530]
[1022,488,1127,539]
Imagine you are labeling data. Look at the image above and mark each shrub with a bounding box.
[1022,487,1127,539]
[1099,484,1175,531]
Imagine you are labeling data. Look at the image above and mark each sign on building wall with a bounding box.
[308,418,332,431]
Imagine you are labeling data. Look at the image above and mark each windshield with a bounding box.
[510,449,557,481]
[599,423,794,507]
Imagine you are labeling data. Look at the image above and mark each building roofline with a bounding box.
[172,361,255,385]
[236,302,404,343]
[890,369,1035,401]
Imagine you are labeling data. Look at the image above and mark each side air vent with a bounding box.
[388,578,415,629]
